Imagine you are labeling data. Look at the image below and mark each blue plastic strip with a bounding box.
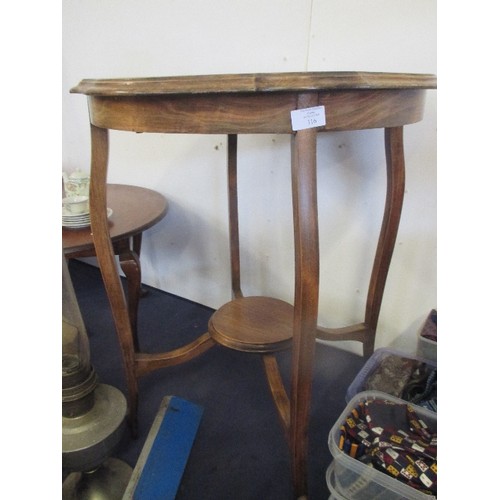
[133,396,203,500]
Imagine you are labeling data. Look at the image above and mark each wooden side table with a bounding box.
[71,72,436,498]
[63,183,168,350]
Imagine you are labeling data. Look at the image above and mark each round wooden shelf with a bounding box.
[208,296,294,353]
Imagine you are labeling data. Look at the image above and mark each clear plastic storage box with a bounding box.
[327,390,437,500]
[417,309,437,362]
[326,461,350,499]
[345,348,436,406]
[417,335,437,363]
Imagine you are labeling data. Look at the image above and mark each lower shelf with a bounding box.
[208,295,294,352]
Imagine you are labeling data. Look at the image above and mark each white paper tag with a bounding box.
[290,105,326,131]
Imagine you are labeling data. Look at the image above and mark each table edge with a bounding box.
[70,71,437,96]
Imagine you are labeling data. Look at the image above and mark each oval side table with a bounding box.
[63,183,168,350]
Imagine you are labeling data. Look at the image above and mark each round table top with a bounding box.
[63,184,168,254]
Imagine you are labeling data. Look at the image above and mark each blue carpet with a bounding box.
[69,260,364,500]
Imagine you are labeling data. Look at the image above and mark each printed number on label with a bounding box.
[290,106,326,131]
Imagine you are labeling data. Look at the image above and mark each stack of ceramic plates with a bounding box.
[62,208,112,229]
[62,207,90,229]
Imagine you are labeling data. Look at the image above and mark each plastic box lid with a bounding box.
[345,348,436,405]
[328,390,437,500]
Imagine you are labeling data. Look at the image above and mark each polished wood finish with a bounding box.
[227,134,243,299]
[71,72,433,135]
[289,93,321,494]
[63,184,168,350]
[209,296,294,352]
[76,89,426,135]
[263,352,291,442]
[71,71,436,498]
[71,71,436,95]
[135,333,215,378]
[63,184,167,254]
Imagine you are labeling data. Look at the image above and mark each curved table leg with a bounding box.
[364,126,406,356]
[88,125,214,438]
[89,124,140,436]
[289,93,320,498]
[314,126,406,359]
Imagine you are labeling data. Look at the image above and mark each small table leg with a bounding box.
[119,249,142,352]
[132,233,149,298]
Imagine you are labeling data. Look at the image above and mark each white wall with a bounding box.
[62,0,437,355]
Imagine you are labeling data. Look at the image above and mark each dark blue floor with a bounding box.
[69,260,365,499]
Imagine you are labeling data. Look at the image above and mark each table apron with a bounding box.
[87,89,426,135]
